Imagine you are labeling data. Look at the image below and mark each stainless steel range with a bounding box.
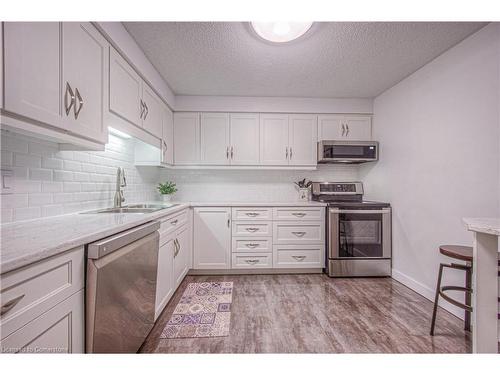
[311,182,392,277]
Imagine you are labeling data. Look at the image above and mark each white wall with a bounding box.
[162,165,359,202]
[0,131,160,223]
[361,24,500,326]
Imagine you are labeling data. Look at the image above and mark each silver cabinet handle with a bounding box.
[64,82,75,116]
[171,219,178,225]
[230,146,234,159]
[226,146,229,159]
[246,227,259,233]
[285,147,288,159]
[292,231,306,237]
[245,259,259,264]
[245,243,259,248]
[292,256,306,261]
[173,238,180,257]
[292,212,306,217]
[140,100,145,119]
[144,102,149,120]
[74,87,83,119]
[345,124,350,136]
[341,123,346,136]
[290,147,292,159]
[1,294,25,316]
[245,212,259,217]
[163,140,168,160]
[227,217,230,228]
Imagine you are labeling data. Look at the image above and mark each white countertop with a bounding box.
[463,217,500,236]
[0,200,325,275]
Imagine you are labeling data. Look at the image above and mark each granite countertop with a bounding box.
[463,217,500,237]
[0,203,189,275]
[1,200,326,275]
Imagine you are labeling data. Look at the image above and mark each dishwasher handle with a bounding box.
[87,221,160,259]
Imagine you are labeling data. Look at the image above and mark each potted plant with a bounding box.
[294,179,312,201]
[157,181,178,202]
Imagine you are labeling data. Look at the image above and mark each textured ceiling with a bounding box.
[123,22,486,98]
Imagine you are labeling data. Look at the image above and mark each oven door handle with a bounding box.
[329,209,390,214]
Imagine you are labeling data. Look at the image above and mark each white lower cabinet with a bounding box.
[232,253,272,269]
[155,237,174,320]
[0,290,84,354]
[273,245,324,269]
[193,207,231,269]
[173,224,191,287]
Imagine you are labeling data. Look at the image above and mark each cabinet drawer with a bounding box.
[232,221,272,237]
[159,209,188,243]
[232,237,272,253]
[1,289,84,353]
[273,245,324,268]
[273,221,324,244]
[273,207,325,221]
[0,247,85,340]
[231,253,272,269]
[232,207,272,221]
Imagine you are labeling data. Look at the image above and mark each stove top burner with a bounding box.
[325,200,391,209]
[310,181,390,209]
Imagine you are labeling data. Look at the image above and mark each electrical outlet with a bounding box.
[1,169,13,194]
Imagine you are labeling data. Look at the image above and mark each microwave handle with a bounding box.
[329,208,390,214]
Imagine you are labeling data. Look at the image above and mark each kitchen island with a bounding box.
[463,217,500,353]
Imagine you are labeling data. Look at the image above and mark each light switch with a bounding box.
[1,169,13,194]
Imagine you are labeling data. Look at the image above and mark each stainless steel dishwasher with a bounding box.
[86,221,160,353]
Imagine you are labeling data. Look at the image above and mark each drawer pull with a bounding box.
[292,212,306,217]
[292,231,306,237]
[1,294,25,316]
[246,227,259,233]
[245,243,260,248]
[171,219,178,225]
[292,256,306,262]
[244,259,259,264]
[245,212,259,217]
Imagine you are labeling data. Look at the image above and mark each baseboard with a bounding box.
[188,268,323,275]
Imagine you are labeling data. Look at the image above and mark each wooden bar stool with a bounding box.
[430,245,500,336]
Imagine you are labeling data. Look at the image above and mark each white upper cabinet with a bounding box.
[230,113,260,165]
[200,113,230,165]
[62,23,108,143]
[260,114,289,166]
[174,112,200,164]
[193,207,231,269]
[289,114,317,166]
[142,84,164,140]
[4,23,63,129]
[162,106,174,166]
[3,22,108,145]
[318,114,372,141]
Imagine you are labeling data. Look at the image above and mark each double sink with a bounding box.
[82,203,179,214]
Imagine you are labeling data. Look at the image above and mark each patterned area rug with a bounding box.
[161,282,233,339]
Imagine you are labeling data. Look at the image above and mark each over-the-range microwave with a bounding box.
[317,140,379,164]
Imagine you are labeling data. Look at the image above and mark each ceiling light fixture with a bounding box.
[251,22,313,43]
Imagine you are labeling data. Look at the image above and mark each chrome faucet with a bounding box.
[113,167,127,208]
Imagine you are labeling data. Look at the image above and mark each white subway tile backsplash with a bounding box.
[13,206,41,221]
[1,135,29,154]
[14,153,41,168]
[54,170,74,181]
[42,157,63,170]
[1,194,29,209]
[29,168,53,181]
[63,160,81,172]
[41,204,64,217]
[42,181,63,193]
[28,193,53,206]
[63,182,81,192]
[53,193,74,204]
[1,151,13,166]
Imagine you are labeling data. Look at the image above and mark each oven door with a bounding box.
[318,141,378,163]
[329,208,391,259]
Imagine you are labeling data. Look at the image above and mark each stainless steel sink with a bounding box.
[81,203,179,214]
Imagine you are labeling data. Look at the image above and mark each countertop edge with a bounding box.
[463,217,500,236]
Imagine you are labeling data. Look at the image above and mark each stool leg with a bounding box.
[430,264,444,336]
[464,265,472,332]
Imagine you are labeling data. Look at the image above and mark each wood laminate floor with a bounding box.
[141,274,472,353]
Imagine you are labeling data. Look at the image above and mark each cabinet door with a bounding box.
[173,225,191,287]
[230,113,260,165]
[317,115,344,140]
[109,47,142,127]
[142,84,164,139]
[343,116,372,140]
[193,207,231,269]
[162,106,174,165]
[289,114,317,166]
[173,112,200,164]
[62,23,108,143]
[155,238,174,320]
[0,290,84,354]
[200,113,230,165]
[259,114,289,166]
[4,22,64,129]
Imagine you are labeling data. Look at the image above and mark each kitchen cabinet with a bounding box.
[3,22,108,145]
[259,113,289,165]
[289,114,317,166]
[230,113,260,165]
[109,47,142,127]
[162,106,174,165]
[200,113,230,165]
[155,237,174,320]
[193,207,231,269]
[142,83,164,140]
[318,114,372,141]
[174,112,200,164]
[173,224,191,287]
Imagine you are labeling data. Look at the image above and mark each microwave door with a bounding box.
[319,141,378,163]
